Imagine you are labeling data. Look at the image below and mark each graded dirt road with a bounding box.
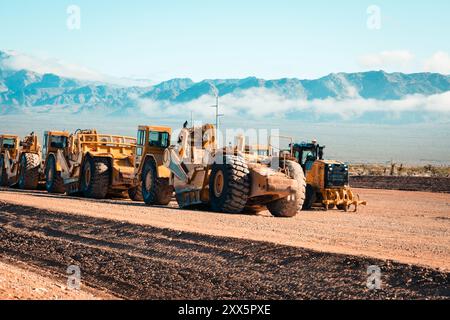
[0,188,448,299]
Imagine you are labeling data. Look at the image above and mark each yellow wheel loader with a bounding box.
[163,124,306,217]
[42,129,137,199]
[129,125,173,205]
[288,142,366,212]
[0,133,42,190]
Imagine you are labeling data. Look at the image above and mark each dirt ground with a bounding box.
[0,187,448,299]
[0,258,115,300]
[0,188,448,270]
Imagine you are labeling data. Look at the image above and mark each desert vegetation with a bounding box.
[350,163,450,178]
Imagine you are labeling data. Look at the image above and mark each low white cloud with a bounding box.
[1,50,100,80]
[358,50,415,71]
[138,88,450,120]
[358,50,450,75]
[0,50,152,87]
[424,51,450,75]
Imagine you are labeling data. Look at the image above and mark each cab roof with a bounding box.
[138,125,172,134]
[0,134,19,139]
[44,131,70,137]
[293,142,325,149]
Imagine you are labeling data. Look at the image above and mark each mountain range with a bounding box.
[1,50,449,116]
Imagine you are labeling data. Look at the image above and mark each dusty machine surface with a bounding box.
[244,144,270,157]
[288,142,366,212]
[163,124,306,217]
[0,133,42,189]
[129,125,173,205]
[43,129,137,199]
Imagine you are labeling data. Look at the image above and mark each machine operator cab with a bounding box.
[0,135,19,156]
[291,140,349,189]
[42,131,70,159]
[135,125,171,169]
[291,141,325,172]
[290,140,365,212]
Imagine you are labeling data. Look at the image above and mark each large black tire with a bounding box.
[128,185,143,201]
[18,153,40,190]
[45,155,65,194]
[141,158,172,205]
[302,184,316,210]
[0,156,8,187]
[267,160,306,218]
[209,155,250,214]
[81,157,110,199]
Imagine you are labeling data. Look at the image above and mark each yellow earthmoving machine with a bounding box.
[42,129,137,199]
[128,125,173,204]
[0,133,42,189]
[286,141,366,212]
[162,123,306,217]
[0,134,20,187]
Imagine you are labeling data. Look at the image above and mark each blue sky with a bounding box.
[1,0,449,82]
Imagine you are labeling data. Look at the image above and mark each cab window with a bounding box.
[50,136,68,149]
[149,131,169,148]
[137,130,145,146]
[301,149,317,165]
[42,134,48,156]
[2,138,16,149]
[257,150,268,157]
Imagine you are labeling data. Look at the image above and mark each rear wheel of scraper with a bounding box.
[267,160,306,218]
[209,155,250,214]
[81,156,110,199]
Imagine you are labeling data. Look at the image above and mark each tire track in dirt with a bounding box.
[1,187,448,271]
[0,201,448,300]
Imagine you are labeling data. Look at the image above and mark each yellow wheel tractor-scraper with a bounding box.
[0,132,42,190]
[161,123,306,217]
[287,141,366,212]
[42,129,137,199]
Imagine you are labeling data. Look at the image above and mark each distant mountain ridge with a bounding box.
[0,50,449,112]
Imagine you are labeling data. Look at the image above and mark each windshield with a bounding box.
[50,136,68,149]
[301,149,317,165]
[2,138,16,149]
[149,131,170,148]
[255,149,268,156]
